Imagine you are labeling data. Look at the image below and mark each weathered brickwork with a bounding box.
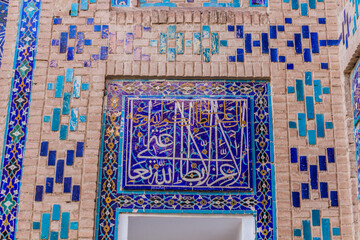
[1,0,360,239]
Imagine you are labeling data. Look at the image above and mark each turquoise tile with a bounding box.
[72,76,81,98]
[47,83,55,90]
[306,96,315,119]
[150,40,157,47]
[292,0,299,9]
[176,33,184,54]
[302,220,312,240]
[220,40,228,47]
[60,212,70,239]
[322,219,331,240]
[312,210,320,226]
[323,87,330,94]
[40,213,51,239]
[289,121,297,128]
[287,86,295,93]
[316,114,324,137]
[193,32,201,54]
[325,122,333,129]
[70,3,78,16]
[51,108,61,131]
[70,222,78,230]
[52,204,61,221]
[308,130,316,145]
[211,33,219,55]
[80,0,88,10]
[50,231,59,240]
[62,92,71,115]
[294,228,301,237]
[314,80,322,102]
[159,33,167,54]
[59,125,68,140]
[65,68,74,82]
[202,25,210,38]
[313,238,320,240]
[332,227,340,236]
[203,48,210,62]
[70,108,79,131]
[168,25,175,39]
[305,71,312,85]
[301,3,308,16]
[296,79,304,101]
[81,83,89,90]
[298,113,306,137]
[33,222,40,230]
[43,116,51,122]
[55,76,64,98]
[185,40,192,47]
[309,0,315,8]
[79,115,87,122]
[168,48,175,62]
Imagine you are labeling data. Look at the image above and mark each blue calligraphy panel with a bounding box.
[121,96,253,191]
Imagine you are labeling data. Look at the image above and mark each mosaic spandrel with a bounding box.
[121,96,253,191]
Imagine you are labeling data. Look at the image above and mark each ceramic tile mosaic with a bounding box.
[0,0,8,67]
[96,80,275,240]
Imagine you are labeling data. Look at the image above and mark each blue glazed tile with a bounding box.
[228,56,235,62]
[308,130,316,145]
[245,34,252,53]
[296,79,304,101]
[294,33,302,54]
[314,80,322,102]
[322,219,331,239]
[100,46,108,60]
[236,48,244,62]
[52,39,59,46]
[325,122,333,129]
[321,63,328,69]
[318,18,326,24]
[305,71,312,85]
[292,0,299,9]
[168,25,175,39]
[55,76,64,98]
[40,142,49,156]
[52,204,61,221]
[55,160,65,183]
[289,121,296,128]
[300,3,308,16]
[35,186,43,201]
[159,33,167,54]
[44,116,51,122]
[65,68,73,82]
[261,33,269,54]
[48,150,56,166]
[67,47,75,61]
[313,238,320,240]
[287,86,295,93]
[76,32,84,54]
[269,26,277,39]
[168,48,175,62]
[220,40,227,47]
[33,222,40,230]
[294,229,301,237]
[72,185,81,201]
[101,25,109,39]
[310,165,318,189]
[70,3,78,16]
[236,25,243,38]
[53,18,61,25]
[319,155,327,171]
[47,83,54,90]
[333,228,340,236]
[320,182,328,198]
[81,83,89,90]
[278,25,285,31]
[327,148,335,163]
[253,40,260,47]
[40,213,51,239]
[51,108,61,131]
[290,148,298,163]
[62,92,71,115]
[302,220,311,240]
[304,48,311,62]
[185,40,192,47]
[87,18,94,24]
[322,87,330,94]
[59,125,68,140]
[310,32,319,53]
[319,40,327,46]
[202,26,210,39]
[270,48,278,62]
[279,56,286,62]
[193,32,201,54]
[292,191,300,207]
[60,212,70,239]
[45,178,54,194]
[72,76,81,98]
[287,40,294,47]
[227,25,234,32]
[301,183,309,199]
[312,210,320,226]
[64,177,72,193]
[125,33,133,54]
[76,142,84,157]
[79,115,87,123]
[60,32,68,53]
[300,156,307,171]
[306,96,314,119]
[285,18,292,24]
[309,0,315,8]
[69,25,76,39]
[50,232,59,240]
[150,40,157,47]
[94,25,101,32]
[66,150,75,166]
[330,191,338,206]
[70,222,79,230]
[70,108,78,131]
[210,33,219,55]
[177,33,185,54]
[302,25,309,38]
[298,113,306,136]
[92,54,100,60]
[287,63,294,70]
[316,114,325,137]
[203,48,210,62]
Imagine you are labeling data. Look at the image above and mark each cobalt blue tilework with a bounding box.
[0,0,42,237]
[97,80,275,240]
[0,0,8,67]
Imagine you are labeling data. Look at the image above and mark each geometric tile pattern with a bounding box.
[0,0,8,67]
[0,0,42,239]
[96,80,275,240]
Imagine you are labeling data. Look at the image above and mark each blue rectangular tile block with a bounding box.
[312,209,320,226]
[308,130,316,145]
[314,80,322,102]
[290,148,298,163]
[311,32,319,53]
[73,76,81,98]
[301,3,308,16]
[330,191,338,206]
[64,177,72,193]
[310,165,318,189]
[304,48,311,62]
[327,148,335,163]
[302,25,309,38]
[59,125,68,140]
[70,108,79,131]
[67,47,74,61]
[301,183,309,199]
[69,25,76,39]
[81,83,88,90]
[220,40,227,47]
[296,79,304,101]
[70,222,79,230]
[333,228,341,236]
[285,18,292,24]
[253,40,260,47]
[322,218,331,239]
[292,192,300,207]
[60,32,68,53]
[50,232,59,240]
[236,25,243,38]
[210,33,219,55]
[309,0,315,8]
[261,33,269,53]
[168,25,175,39]
[300,156,307,171]
[298,113,307,137]
[52,204,61,221]
[203,48,210,62]
[65,68,73,82]
[294,33,302,54]
[202,25,210,39]
[76,142,84,157]
[168,48,175,61]
[319,155,327,171]
[101,25,109,39]
[305,71,312,85]
[62,92,71,115]
[193,32,201,55]
[45,177,54,194]
[306,96,315,119]
[55,160,65,183]
[227,25,234,32]
[76,32,84,54]
[287,86,295,93]
[100,46,108,60]
[270,26,277,39]
[60,212,70,239]
[55,76,64,98]
[94,25,101,32]
[236,48,244,62]
[287,40,294,47]
[278,25,285,31]
[33,222,40,230]
[48,150,56,166]
[316,114,325,137]
[292,0,299,9]
[51,108,61,131]
[289,121,296,128]
[320,182,329,198]
[177,33,185,54]
[70,3,78,16]
[40,213,51,239]
[72,185,81,201]
[294,229,301,237]
[270,48,278,62]
[302,220,311,240]
[40,142,49,156]
[35,185,43,201]
[66,150,75,166]
[159,33,167,54]
[325,122,333,129]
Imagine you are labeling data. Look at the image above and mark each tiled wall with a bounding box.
[0,0,358,239]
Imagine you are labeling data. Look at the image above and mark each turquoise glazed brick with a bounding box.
[316,114,325,137]
[306,96,315,119]
[60,212,70,239]
[287,86,295,93]
[70,3,78,16]
[62,92,71,115]
[321,219,331,240]
[211,33,219,54]
[298,113,307,136]
[43,116,50,122]
[308,130,316,145]
[52,204,61,220]
[54,76,64,98]
[159,33,167,54]
[70,108,79,131]
[70,222,79,230]
[47,83,54,90]
[60,125,68,140]
[72,76,81,98]
[332,227,340,236]
[314,80,323,102]
[202,25,210,38]
[168,48,175,61]
[65,68,73,82]
[150,40,157,47]
[185,40,192,47]
[193,32,201,54]
[51,108,61,131]
[168,25,175,39]
[294,228,301,237]
[289,121,297,128]
[50,231,59,240]
[305,71,312,85]
[220,40,227,46]
[33,222,40,230]
[176,33,184,54]
[81,83,89,90]
[79,115,87,122]
[312,210,320,226]
[40,213,51,239]
[325,122,333,129]
[296,79,304,101]
[302,220,311,240]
